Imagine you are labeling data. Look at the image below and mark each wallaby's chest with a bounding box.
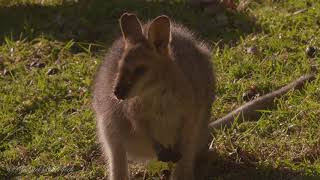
[128,91,193,147]
[148,102,185,146]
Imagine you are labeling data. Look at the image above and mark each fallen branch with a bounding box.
[209,74,316,129]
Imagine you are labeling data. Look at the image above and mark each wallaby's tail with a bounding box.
[209,74,316,129]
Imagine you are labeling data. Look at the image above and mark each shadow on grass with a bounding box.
[0,0,258,50]
[208,150,320,180]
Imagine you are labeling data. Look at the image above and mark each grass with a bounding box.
[0,0,319,179]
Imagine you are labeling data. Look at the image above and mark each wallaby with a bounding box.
[93,13,316,180]
[93,13,215,180]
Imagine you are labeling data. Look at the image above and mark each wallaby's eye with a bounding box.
[133,66,147,77]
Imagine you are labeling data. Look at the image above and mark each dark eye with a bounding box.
[133,66,147,77]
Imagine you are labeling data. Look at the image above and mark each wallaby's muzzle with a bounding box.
[114,80,131,100]
[114,85,127,100]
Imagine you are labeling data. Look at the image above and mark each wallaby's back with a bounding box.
[169,24,215,109]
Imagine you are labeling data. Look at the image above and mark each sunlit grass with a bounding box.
[0,0,319,179]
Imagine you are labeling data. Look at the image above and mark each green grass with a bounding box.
[0,0,319,179]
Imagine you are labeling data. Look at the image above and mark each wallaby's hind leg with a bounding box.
[172,157,195,180]
[194,147,209,180]
[172,141,208,180]
[171,119,208,180]
[194,119,210,180]
[97,114,130,180]
[171,136,195,179]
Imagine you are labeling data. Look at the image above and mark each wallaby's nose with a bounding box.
[114,84,128,100]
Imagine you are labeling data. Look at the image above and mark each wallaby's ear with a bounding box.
[120,13,143,44]
[148,15,171,53]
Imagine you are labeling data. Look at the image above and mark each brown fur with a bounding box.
[93,13,215,180]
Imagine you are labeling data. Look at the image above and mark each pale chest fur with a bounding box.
[126,85,194,147]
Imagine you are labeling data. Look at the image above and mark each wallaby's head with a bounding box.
[114,13,172,100]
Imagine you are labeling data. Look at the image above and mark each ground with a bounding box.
[0,0,319,179]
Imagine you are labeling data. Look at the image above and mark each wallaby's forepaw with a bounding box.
[153,142,182,163]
